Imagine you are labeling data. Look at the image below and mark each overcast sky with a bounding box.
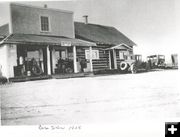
[0,0,179,58]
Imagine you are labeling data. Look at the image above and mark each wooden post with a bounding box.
[89,46,93,72]
[65,48,68,58]
[113,49,117,69]
[73,46,78,73]
[3,45,9,79]
[39,49,44,72]
[109,50,112,69]
[47,45,51,75]
[51,48,56,74]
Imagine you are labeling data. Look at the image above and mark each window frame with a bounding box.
[39,15,51,32]
[119,51,124,60]
[119,51,129,60]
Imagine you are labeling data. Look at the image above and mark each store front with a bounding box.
[50,46,74,74]
[50,46,94,75]
[14,44,47,77]
[1,34,96,78]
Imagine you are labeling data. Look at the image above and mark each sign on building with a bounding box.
[85,50,99,60]
[61,41,71,47]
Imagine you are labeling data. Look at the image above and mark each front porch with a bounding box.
[105,43,134,70]
[2,34,96,79]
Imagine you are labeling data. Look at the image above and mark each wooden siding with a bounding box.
[92,44,110,71]
[11,3,74,38]
[76,47,86,59]
[76,45,134,72]
[76,44,111,71]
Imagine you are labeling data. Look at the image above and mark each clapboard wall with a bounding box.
[11,3,74,38]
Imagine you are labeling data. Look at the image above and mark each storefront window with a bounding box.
[15,45,46,77]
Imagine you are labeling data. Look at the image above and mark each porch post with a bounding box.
[47,45,51,75]
[109,50,112,69]
[73,46,78,73]
[39,49,44,72]
[113,49,117,69]
[65,48,68,58]
[89,46,93,72]
[51,48,56,74]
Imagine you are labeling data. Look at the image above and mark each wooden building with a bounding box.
[0,3,137,80]
[0,3,96,79]
[74,20,137,72]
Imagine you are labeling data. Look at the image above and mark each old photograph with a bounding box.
[0,0,179,133]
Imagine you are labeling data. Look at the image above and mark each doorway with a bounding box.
[15,45,48,77]
[52,47,74,74]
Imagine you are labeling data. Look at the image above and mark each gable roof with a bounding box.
[74,22,136,46]
[0,24,9,37]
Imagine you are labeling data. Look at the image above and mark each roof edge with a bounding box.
[1,33,97,47]
[75,21,137,46]
[10,2,74,14]
[75,21,115,29]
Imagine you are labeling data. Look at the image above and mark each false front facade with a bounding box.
[0,3,96,79]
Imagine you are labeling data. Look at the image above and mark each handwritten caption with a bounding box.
[38,125,81,131]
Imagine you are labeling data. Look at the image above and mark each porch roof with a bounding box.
[1,33,96,47]
[105,43,133,50]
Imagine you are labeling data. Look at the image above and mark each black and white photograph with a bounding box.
[0,0,179,136]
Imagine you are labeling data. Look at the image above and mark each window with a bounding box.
[119,51,128,60]
[61,51,66,59]
[40,16,50,32]
[85,50,99,60]
[119,52,124,60]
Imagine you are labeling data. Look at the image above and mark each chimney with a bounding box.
[83,15,88,24]
[44,4,48,8]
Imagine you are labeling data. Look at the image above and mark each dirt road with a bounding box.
[1,70,179,125]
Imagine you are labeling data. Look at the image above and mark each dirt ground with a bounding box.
[1,69,179,125]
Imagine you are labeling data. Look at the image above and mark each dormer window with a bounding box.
[40,16,50,32]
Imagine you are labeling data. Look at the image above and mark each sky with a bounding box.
[0,0,179,60]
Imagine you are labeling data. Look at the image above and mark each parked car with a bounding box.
[147,55,166,69]
[119,54,150,73]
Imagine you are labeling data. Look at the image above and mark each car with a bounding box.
[119,54,150,74]
[147,55,166,69]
